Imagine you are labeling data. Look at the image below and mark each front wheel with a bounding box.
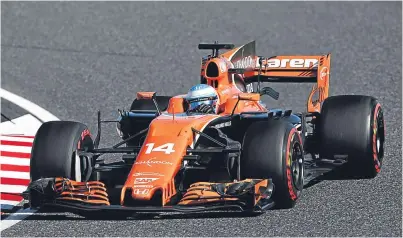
[241,120,304,209]
[29,121,95,207]
[30,121,95,182]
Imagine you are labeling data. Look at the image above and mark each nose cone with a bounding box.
[120,114,221,206]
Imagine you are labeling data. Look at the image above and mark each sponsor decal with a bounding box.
[160,113,205,119]
[233,56,254,69]
[144,142,175,154]
[246,83,254,93]
[133,185,154,188]
[134,158,173,167]
[134,178,159,184]
[261,58,318,68]
[213,121,231,129]
[133,172,164,177]
[221,88,231,95]
[320,67,328,81]
[133,188,150,195]
[219,61,227,73]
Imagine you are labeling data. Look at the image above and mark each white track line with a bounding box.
[0,145,32,153]
[0,185,28,194]
[0,138,34,144]
[0,136,34,143]
[0,88,60,232]
[0,157,30,166]
[0,88,59,122]
[1,202,20,208]
[0,114,42,136]
[0,171,30,180]
[1,208,38,231]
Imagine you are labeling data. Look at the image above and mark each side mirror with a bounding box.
[137,92,156,100]
[136,92,161,115]
[238,93,260,101]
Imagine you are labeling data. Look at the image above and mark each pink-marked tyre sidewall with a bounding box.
[241,120,304,209]
[319,95,385,179]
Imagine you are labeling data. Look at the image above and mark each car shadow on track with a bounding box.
[303,162,375,189]
[3,210,262,221]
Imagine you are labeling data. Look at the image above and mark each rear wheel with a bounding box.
[241,120,304,209]
[318,95,385,178]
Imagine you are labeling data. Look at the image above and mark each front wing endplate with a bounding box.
[178,178,274,210]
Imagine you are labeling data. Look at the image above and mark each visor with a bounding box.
[188,96,218,111]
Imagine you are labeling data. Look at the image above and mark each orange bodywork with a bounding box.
[120,41,332,206]
[136,92,156,100]
[121,113,221,205]
[242,54,331,113]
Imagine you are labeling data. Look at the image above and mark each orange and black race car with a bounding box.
[22,41,385,217]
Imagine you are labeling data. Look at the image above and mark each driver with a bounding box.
[185,84,220,114]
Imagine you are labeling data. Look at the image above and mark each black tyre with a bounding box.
[318,95,385,179]
[241,120,304,209]
[30,121,94,182]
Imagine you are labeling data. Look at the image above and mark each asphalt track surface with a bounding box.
[1,2,402,237]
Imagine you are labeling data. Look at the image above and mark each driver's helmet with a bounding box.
[185,84,219,114]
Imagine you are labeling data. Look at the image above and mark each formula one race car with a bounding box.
[23,41,385,217]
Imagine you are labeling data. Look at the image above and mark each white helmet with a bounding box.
[185,84,219,114]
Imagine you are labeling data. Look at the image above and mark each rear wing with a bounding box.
[243,54,331,113]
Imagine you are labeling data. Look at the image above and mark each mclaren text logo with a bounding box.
[261,59,318,68]
[134,158,173,167]
[134,178,159,184]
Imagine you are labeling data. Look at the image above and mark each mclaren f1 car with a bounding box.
[22,41,385,217]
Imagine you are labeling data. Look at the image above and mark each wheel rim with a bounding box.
[291,142,304,191]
